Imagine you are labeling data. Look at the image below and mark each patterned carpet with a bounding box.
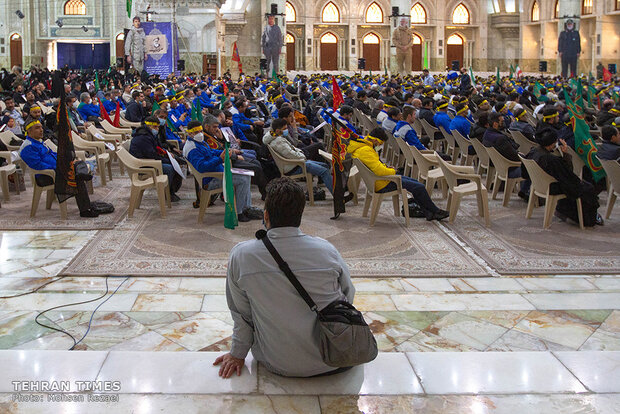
[61,187,488,278]
[445,196,620,275]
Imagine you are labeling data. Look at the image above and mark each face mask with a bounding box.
[159,118,165,126]
[230,97,235,102]
[282,130,289,137]
[193,132,204,142]
[87,99,92,105]
[151,128,159,135]
[72,101,79,109]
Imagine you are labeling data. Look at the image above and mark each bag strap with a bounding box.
[256,230,318,313]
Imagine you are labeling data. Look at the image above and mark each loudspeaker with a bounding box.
[392,7,399,16]
[177,59,185,71]
[451,60,460,71]
[260,58,268,70]
[15,10,24,19]
[56,19,63,28]
[609,63,617,74]
[358,58,366,70]
[538,61,547,72]
[271,4,278,15]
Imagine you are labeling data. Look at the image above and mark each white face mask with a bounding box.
[72,101,79,109]
[193,132,204,142]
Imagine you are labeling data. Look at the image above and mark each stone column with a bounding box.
[224,22,244,77]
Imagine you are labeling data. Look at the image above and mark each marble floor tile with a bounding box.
[131,294,204,312]
[590,277,620,290]
[11,331,79,351]
[0,292,138,312]
[513,311,608,349]
[0,311,59,349]
[452,278,523,292]
[373,311,449,331]
[516,278,598,291]
[486,329,573,352]
[523,292,620,310]
[353,294,396,311]
[319,394,620,414]
[108,331,187,352]
[579,329,620,351]
[555,351,620,393]
[351,278,405,293]
[96,351,257,394]
[0,349,108,392]
[201,295,229,312]
[391,293,534,311]
[399,278,455,292]
[178,277,227,293]
[422,312,508,351]
[123,311,198,331]
[395,331,475,352]
[120,277,182,293]
[259,352,423,395]
[459,310,530,329]
[0,394,321,414]
[155,312,233,351]
[364,312,419,351]
[407,352,587,394]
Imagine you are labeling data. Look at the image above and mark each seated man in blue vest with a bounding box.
[450,103,476,156]
[394,106,451,161]
[77,92,100,122]
[19,117,98,217]
[183,118,263,222]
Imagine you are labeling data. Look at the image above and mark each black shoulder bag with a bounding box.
[256,230,378,368]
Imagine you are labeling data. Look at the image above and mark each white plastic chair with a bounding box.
[601,159,620,219]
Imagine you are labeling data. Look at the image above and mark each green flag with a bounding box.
[563,89,606,182]
[94,72,100,91]
[151,100,160,115]
[167,118,178,133]
[469,66,475,85]
[126,0,132,18]
[533,81,543,98]
[495,67,501,88]
[613,90,620,105]
[385,66,388,77]
[219,94,226,110]
[191,99,203,122]
[223,141,238,229]
[369,69,372,77]
[587,85,596,108]
[509,64,515,79]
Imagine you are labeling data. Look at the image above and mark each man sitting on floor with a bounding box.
[183,119,263,222]
[214,177,355,378]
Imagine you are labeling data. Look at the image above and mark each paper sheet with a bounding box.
[231,168,254,177]
[309,121,327,135]
[167,151,184,177]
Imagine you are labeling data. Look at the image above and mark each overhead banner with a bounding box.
[142,21,179,77]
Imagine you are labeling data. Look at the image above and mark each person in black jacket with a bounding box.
[599,125,620,161]
[353,91,371,116]
[524,128,602,226]
[596,99,616,127]
[558,19,581,79]
[125,90,146,123]
[129,116,183,201]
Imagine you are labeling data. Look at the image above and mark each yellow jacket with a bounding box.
[347,137,395,191]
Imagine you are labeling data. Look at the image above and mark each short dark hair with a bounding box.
[131,90,141,99]
[3,97,13,103]
[422,98,434,107]
[271,118,288,131]
[602,125,618,141]
[357,90,366,99]
[488,112,502,125]
[477,111,490,127]
[339,105,354,116]
[402,105,415,118]
[278,106,293,119]
[369,127,388,141]
[187,120,202,130]
[387,107,401,118]
[265,177,306,228]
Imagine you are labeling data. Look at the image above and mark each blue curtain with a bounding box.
[57,43,110,69]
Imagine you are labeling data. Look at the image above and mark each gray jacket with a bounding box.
[263,131,305,173]
[226,227,355,377]
[261,24,283,54]
[125,27,146,59]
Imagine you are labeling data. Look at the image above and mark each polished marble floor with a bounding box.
[0,230,619,413]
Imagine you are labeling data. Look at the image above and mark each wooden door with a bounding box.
[446,44,464,70]
[411,43,422,71]
[320,33,338,71]
[116,35,125,60]
[286,34,295,71]
[10,34,22,69]
[363,43,380,71]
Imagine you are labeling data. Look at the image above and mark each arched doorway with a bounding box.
[411,34,422,71]
[446,34,464,70]
[286,33,295,71]
[320,32,338,71]
[115,33,125,60]
[10,34,22,69]
[362,33,380,71]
